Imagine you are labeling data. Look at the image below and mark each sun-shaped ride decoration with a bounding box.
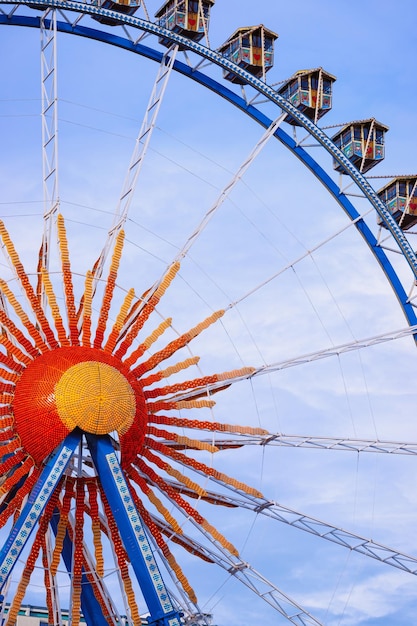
[0,214,265,625]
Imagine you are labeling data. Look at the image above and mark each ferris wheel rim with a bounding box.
[1,1,416,332]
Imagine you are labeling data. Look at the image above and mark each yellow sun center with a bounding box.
[55,361,136,435]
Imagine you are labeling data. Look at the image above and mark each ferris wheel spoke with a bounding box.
[228,207,372,309]
[165,479,417,576]
[152,514,322,626]
[120,112,287,330]
[175,113,287,263]
[151,325,417,405]
[175,433,417,455]
[87,43,179,300]
[0,10,60,310]
[224,563,322,626]
[254,324,417,376]
[39,8,59,301]
[135,471,321,624]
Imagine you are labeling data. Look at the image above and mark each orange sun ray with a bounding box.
[0,467,41,528]
[126,464,184,534]
[140,356,200,387]
[132,446,207,498]
[41,266,70,347]
[103,287,135,354]
[147,438,263,499]
[131,310,225,378]
[0,221,58,349]
[0,439,21,458]
[0,412,14,429]
[0,210,269,611]
[0,278,49,352]
[0,352,25,375]
[147,425,219,453]
[0,333,34,368]
[0,367,20,384]
[147,397,215,412]
[81,270,93,347]
[149,413,268,436]
[0,457,34,504]
[94,230,125,349]
[123,317,172,369]
[0,428,17,444]
[115,261,180,359]
[57,214,79,345]
[71,478,85,626]
[0,450,26,476]
[143,366,255,400]
[42,534,55,625]
[51,477,74,576]
[136,456,238,556]
[86,479,104,578]
[0,309,39,359]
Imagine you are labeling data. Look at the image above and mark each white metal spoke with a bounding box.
[153,516,321,626]
[121,112,287,330]
[40,8,59,283]
[173,434,417,456]
[89,44,179,293]
[228,208,372,309]
[176,113,287,262]
[165,480,417,576]
[257,324,417,375]
[157,324,417,404]
[138,467,321,624]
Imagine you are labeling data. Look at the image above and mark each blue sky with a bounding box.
[1,1,417,625]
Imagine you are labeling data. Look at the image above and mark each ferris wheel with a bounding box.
[0,1,417,625]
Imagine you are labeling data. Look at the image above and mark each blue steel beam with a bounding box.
[49,511,112,626]
[85,433,182,626]
[0,429,82,593]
